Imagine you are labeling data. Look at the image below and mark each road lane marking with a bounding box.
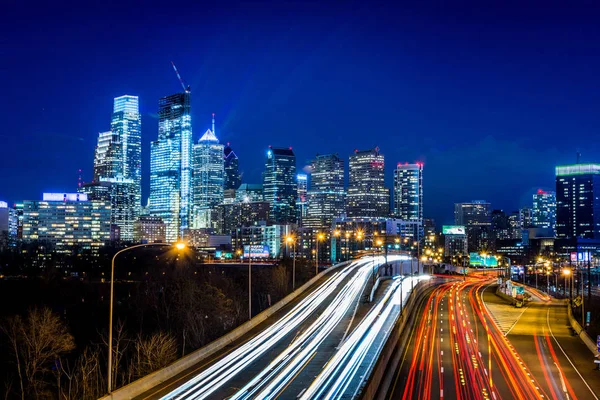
[546,308,598,400]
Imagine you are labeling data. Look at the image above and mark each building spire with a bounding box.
[212,113,215,136]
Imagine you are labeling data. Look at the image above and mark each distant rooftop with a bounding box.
[199,129,218,142]
[556,164,600,176]
[268,147,295,156]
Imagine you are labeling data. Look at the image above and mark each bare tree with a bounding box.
[1,307,75,399]
[132,332,177,378]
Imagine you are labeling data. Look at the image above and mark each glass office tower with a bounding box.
[150,91,192,242]
[263,147,297,224]
[192,128,224,228]
[111,95,141,212]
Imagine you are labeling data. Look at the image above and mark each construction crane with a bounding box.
[171,61,190,93]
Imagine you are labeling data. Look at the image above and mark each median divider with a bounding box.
[360,277,443,400]
[100,260,352,400]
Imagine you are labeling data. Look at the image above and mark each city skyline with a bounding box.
[4,2,599,225]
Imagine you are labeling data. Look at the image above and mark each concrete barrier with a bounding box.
[100,260,352,400]
[567,303,599,357]
[360,277,443,400]
[495,285,516,305]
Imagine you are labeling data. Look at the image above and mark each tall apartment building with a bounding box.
[393,163,423,237]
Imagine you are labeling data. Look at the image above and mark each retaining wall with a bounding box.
[567,303,599,356]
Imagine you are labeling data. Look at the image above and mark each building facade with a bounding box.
[150,91,192,242]
[214,201,271,235]
[532,189,556,234]
[263,147,297,224]
[78,178,137,241]
[556,164,600,240]
[347,148,389,218]
[192,128,224,228]
[110,95,142,213]
[454,200,492,252]
[305,153,346,229]
[133,216,166,244]
[231,223,294,258]
[224,144,241,191]
[236,184,264,203]
[22,193,111,252]
[393,163,423,222]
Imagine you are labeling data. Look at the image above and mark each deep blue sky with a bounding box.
[2,1,599,225]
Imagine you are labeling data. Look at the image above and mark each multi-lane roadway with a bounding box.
[386,277,600,400]
[136,255,419,400]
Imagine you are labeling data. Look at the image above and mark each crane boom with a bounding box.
[171,61,189,92]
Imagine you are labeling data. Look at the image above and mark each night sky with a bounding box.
[2,1,599,225]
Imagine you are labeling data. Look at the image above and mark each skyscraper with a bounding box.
[454,200,492,252]
[224,143,241,191]
[110,95,142,212]
[88,95,141,241]
[556,164,600,240]
[93,131,122,181]
[393,163,423,222]
[150,91,192,242]
[532,190,556,234]
[305,154,346,228]
[295,174,307,224]
[263,147,297,224]
[347,148,389,218]
[192,117,224,229]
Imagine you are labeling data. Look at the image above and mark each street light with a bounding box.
[316,232,325,275]
[563,268,571,299]
[286,235,296,290]
[333,230,341,263]
[107,242,186,393]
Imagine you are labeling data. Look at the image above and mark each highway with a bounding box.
[137,255,416,400]
[388,278,548,400]
[385,277,600,400]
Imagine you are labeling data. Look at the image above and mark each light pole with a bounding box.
[333,230,340,263]
[248,243,252,320]
[286,235,296,290]
[563,268,571,300]
[107,242,186,394]
[345,232,351,261]
[316,232,325,276]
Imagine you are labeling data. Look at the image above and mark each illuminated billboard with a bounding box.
[0,201,7,208]
[42,193,88,202]
[443,225,466,235]
[244,245,270,258]
[469,252,498,267]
